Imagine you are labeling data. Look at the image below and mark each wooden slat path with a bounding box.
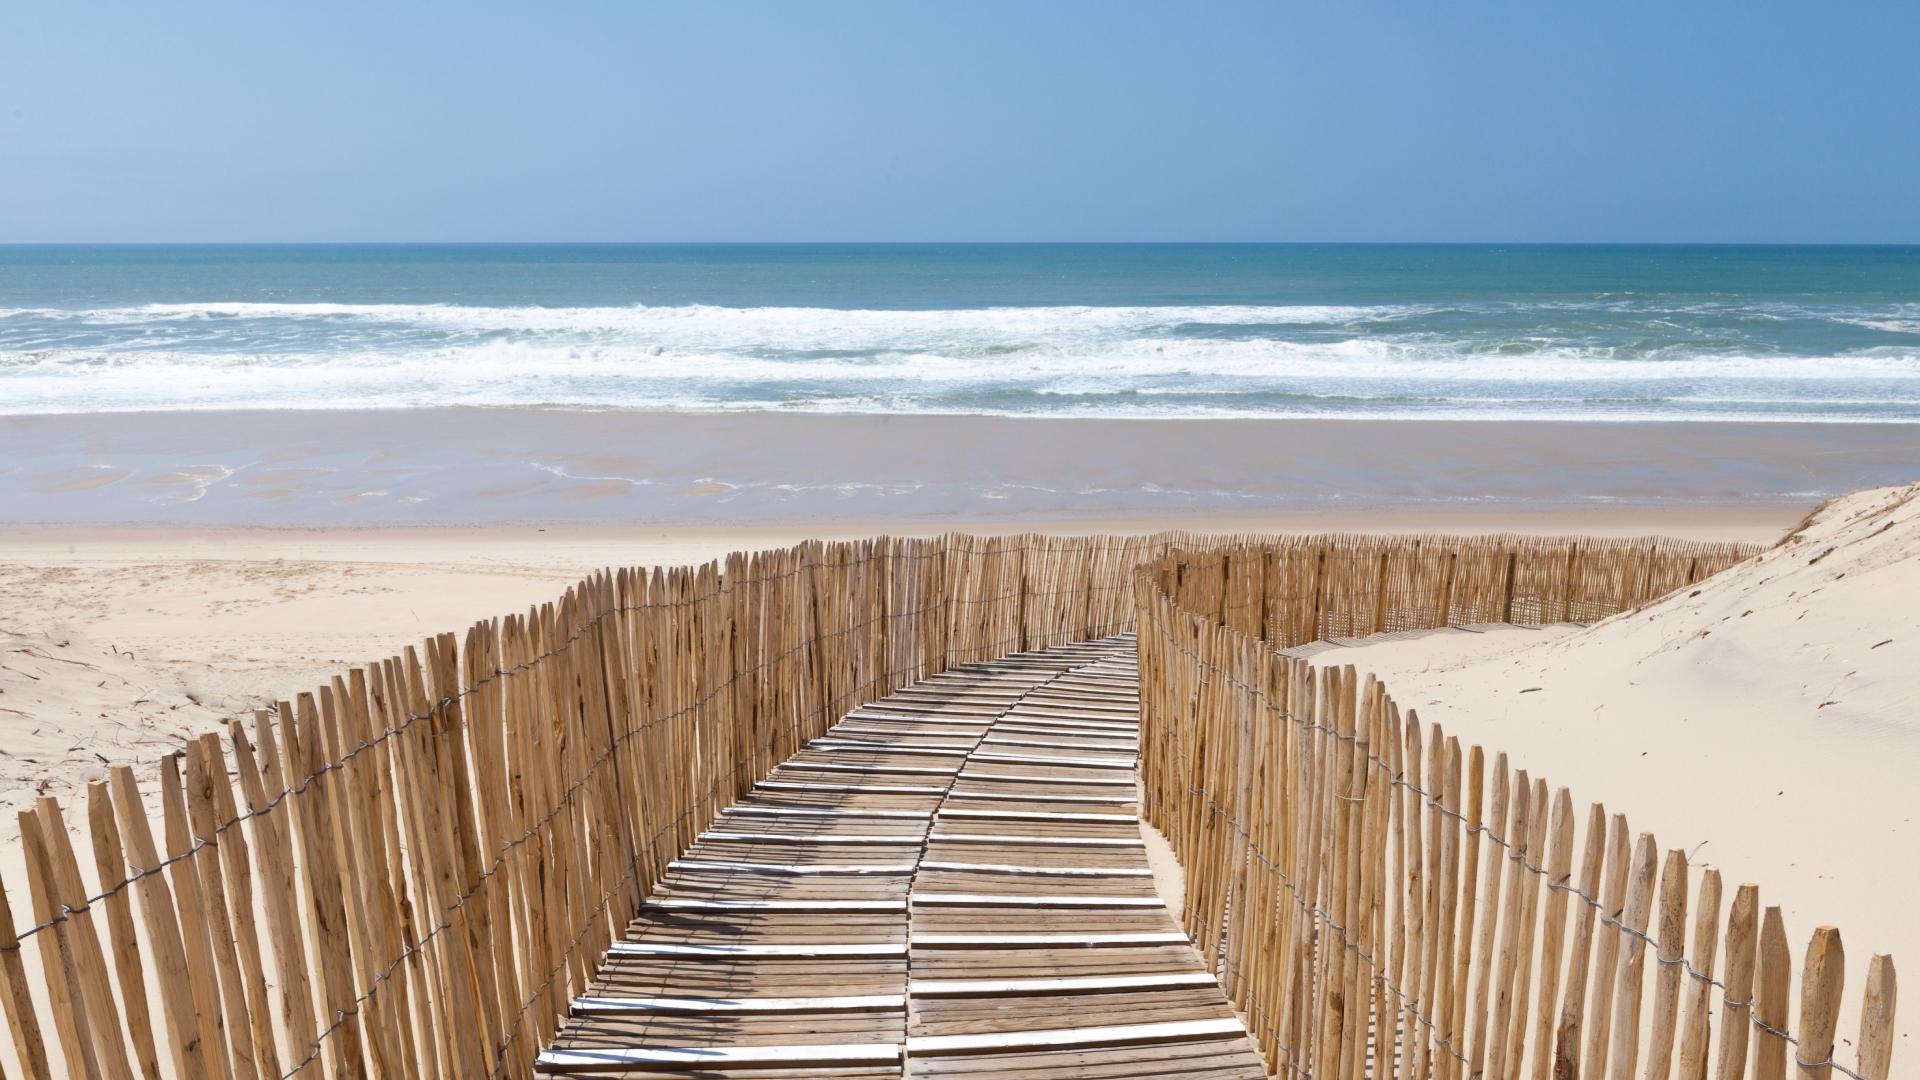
[538,636,1267,1078]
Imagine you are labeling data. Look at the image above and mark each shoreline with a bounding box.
[3,407,1912,528]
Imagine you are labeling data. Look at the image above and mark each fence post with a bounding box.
[1501,550,1518,625]
[1858,954,1897,1080]
[1309,546,1328,640]
[1754,907,1792,1080]
[1796,928,1845,1079]
[1561,542,1580,621]
[1372,550,1390,634]
[0,871,51,1079]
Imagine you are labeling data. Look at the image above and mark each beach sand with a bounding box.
[1288,483,1920,1052]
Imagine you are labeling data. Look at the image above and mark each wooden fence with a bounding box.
[1136,539,1897,1080]
[0,530,1797,1079]
[0,532,1177,1080]
[1155,535,1757,649]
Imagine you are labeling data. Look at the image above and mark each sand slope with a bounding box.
[1295,482,1918,1054]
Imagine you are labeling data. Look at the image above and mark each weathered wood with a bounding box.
[1643,848,1691,1080]
[1604,833,1659,1080]
[1527,787,1575,1080]
[1676,868,1723,1080]
[86,781,162,1080]
[535,1042,902,1070]
[17,806,103,1079]
[0,867,52,1079]
[108,766,212,1080]
[909,972,1219,996]
[908,1017,1248,1055]
[32,798,135,1080]
[1753,906,1793,1080]
[1857,954,1896,1080]
[1795,927,1844,1080]
[1714,884,1760,1080]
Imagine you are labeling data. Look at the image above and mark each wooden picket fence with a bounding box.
[0,530,1814,1079]
[0,533,1178,1080]
[1136,539,1897,1080]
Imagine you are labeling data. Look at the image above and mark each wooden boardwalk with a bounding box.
[537,635,1268,1078]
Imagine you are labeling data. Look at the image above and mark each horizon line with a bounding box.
[4,239,1920,249]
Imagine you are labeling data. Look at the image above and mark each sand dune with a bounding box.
[1293,482,1919,1051]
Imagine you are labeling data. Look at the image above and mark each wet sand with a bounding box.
[2,408,1914,525]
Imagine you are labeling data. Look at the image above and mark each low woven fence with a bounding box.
[0,529,1801,1079]
[0,533,1170,1080]
[1136,538,1896,1080]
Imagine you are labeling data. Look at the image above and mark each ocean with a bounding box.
[2,243,1917,421]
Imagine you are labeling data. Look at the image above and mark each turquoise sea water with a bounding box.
[1,243,1917,420]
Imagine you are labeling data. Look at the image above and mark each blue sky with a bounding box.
[2,1,1915,243]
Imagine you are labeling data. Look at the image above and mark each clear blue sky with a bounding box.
[2,1,1915,243]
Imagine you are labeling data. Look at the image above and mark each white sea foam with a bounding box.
[3,337,1914,386]
[3,300,1918,420]
[0,301,1422,346]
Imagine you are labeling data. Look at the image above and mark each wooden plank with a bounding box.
[954,773,1135,787]
[723,807,932,819]
[980,737,1140,752]
[642,899,906,913]
[927,834,1144,847]
[701,833,921,845]
[911,894,1165,909]
[777,762,961,776]
[571,994,905,1015]
[907,1017,1246,1056]
[914,933,1189,949]
[754,780,948,795]
[808,741,972,757]
[966,752,1137,768]
[916,862,1151,877]
[666,860,918,876]
[910,972,1219,997]
[609,942,907,958]
[942,792,1135,804]
[534,1043,902,1071]
[936,809,1136,823]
